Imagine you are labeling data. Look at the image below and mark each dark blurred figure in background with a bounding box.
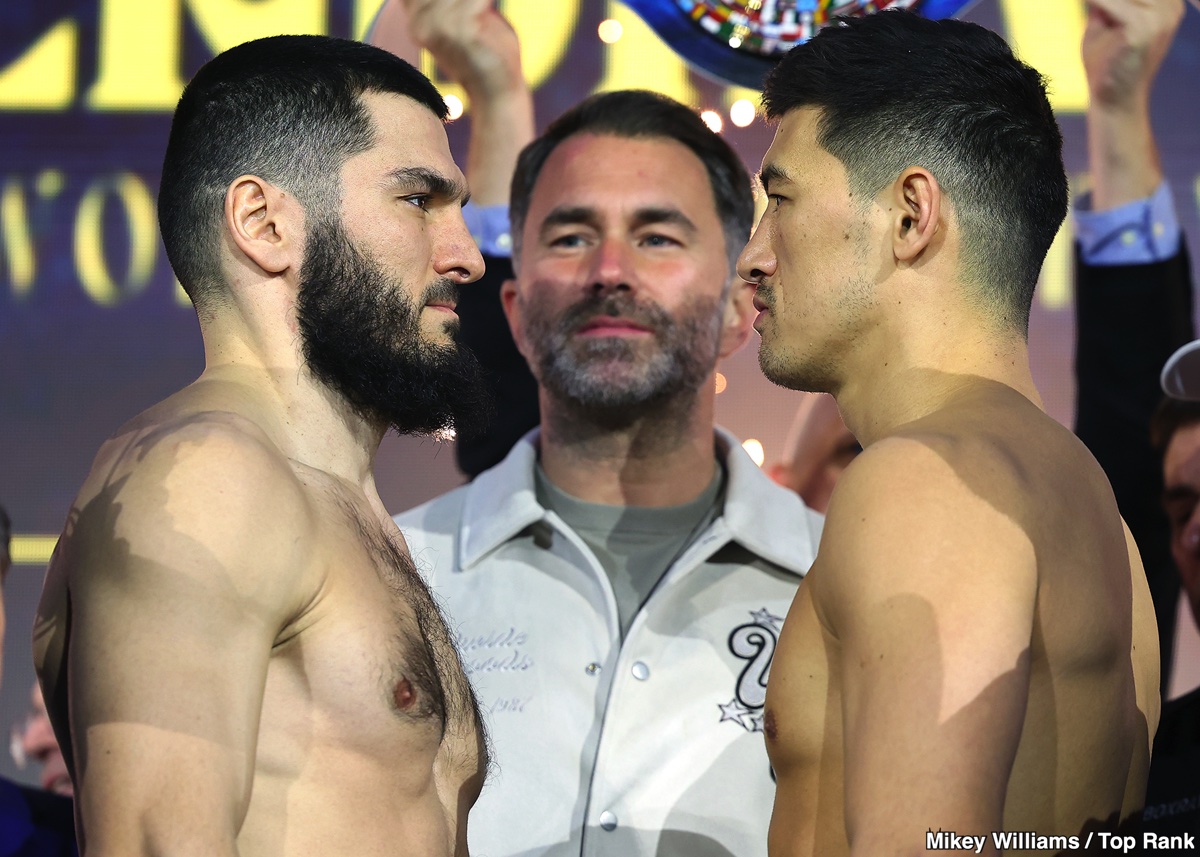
[1140,367,1200,838]
[1072,0,1191,701]
[0,505,77,857]
[11,683,73,799]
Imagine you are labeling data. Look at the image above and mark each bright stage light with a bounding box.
[598,19,623,44]
[729,99,756,128]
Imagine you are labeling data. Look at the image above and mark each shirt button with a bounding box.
[585,662,602,675]
[631,661,650,681]
[599,810,618,831]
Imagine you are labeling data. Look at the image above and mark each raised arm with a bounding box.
[371,0,534,207]
[1074,0,1190,693]
[816,441,1037,856]
[39,421,314,856]
[1082,0,1182,210]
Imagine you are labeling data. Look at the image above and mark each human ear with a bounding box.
[224,175,296,276]
[718,280,757,358]
[500,278,532,361]
[891,167,940,264]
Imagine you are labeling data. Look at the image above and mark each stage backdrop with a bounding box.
[1,0,1198,785]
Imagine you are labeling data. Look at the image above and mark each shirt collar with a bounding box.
[459,426,822,575]
[460,429,546,568]
[713,426,820,575]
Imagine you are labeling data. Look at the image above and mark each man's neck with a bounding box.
[537,390,719,507]
[835,331,1043,448]
[197,322,384,490]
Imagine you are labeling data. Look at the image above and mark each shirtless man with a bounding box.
[32,35,489,855]
[736,12,1160,855]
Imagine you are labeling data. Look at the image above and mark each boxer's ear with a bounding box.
[890,166,941,265]
[225,175,299,276]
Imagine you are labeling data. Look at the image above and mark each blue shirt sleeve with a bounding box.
[1074,180,1181,266]
[463,203,515,259]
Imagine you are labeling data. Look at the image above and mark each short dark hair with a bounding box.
[761,11,1068,335]
[159,35,448,309]
[1151,397,1200,452]
[509,90,754,279]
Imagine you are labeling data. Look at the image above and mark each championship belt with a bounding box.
[623,0,981,88]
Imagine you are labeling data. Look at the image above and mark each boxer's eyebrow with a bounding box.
[759,163,795,195]
[387,167,470,206]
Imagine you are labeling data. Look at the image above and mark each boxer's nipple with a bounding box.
[394,676,417,710]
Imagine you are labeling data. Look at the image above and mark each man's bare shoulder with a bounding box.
[837,394,1095,528]
[813,432,1038,626]
[57,407,318,605]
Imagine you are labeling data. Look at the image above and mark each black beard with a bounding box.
[519,289,723,425]
[296,216,492,440]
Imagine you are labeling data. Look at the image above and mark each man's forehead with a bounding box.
[356,91,459,169]
[528,132,716,219]
[761,108,825,177]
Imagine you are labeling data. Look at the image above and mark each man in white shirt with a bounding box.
[396,87,822,857]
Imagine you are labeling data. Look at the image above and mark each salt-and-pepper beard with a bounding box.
[518,288,724,432]
[296,215,492,440]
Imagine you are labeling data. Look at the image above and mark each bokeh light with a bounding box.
[598,19,623,44]
[742,438,765,467]
[700,109,723,134]
[729,99,756,128]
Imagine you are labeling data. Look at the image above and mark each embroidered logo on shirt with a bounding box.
[718,607,783,732]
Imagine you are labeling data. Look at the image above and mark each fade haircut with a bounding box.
[509,90,755,280]
[159,35,448,309]
[761,11,1068,335]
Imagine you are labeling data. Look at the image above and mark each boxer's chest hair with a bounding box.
[338,500,481,739]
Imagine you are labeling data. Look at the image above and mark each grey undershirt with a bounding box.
[534,461,726,639]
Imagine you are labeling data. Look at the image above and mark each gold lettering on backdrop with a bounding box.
[185,0,326,56]
[1,179,35,296]
[594,1,697,107]
[87,0,186,110]
[0,0,1090,114]
[88,0,326,110]
[0,20,77,110]
[0,0,1129,313]
[74,173,158,306]
[504,0,580,89]
[1000,0,1088,113]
